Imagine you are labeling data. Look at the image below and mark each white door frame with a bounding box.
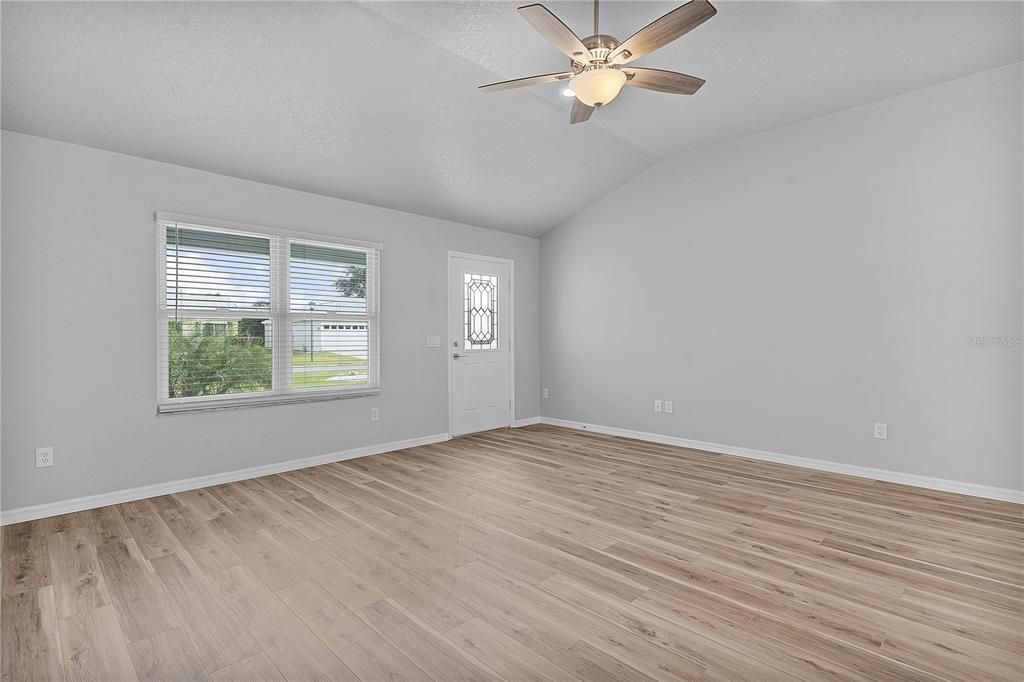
[447,251,515,438]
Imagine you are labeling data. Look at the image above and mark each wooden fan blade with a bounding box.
[624,68,705,94]
[570,98,595,125]
[609,0,717,64]
[479,72,573,92]
[518,4,593,63]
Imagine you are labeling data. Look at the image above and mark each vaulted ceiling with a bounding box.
[3,1,1021,236]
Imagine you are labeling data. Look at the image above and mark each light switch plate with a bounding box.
[426,336,441,348]
[664,400,673,414]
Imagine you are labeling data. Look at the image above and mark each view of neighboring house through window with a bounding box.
[158,217,380,412]
[288,242,371,390]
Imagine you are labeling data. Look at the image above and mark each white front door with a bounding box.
[449,254,511,437]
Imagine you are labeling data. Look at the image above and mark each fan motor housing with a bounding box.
[572,34,621,68]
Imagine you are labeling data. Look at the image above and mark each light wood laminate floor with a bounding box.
[2,425,1022,681]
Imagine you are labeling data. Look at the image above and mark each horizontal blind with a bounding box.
[166,226,271,311]
[157,218,381,411]
[289,242,367,315]
[289,240,377,391]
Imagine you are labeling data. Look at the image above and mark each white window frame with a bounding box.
[156,212,381,414]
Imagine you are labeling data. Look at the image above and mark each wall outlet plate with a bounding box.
[371,407,380,422]
[35,446,54,468]
[542,388,549,399]
[654,400,663,413]
[426,335,441,348]
[664,400,673,414]
[874,422,888,440]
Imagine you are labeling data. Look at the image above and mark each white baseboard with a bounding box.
[0,432,450,526]
[540,417,1024,504]
[5,419,1018,525]
[512,416,543,428]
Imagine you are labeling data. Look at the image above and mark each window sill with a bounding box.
[158,388,381,415]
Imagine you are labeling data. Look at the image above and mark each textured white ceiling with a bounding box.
[3,2,1021,237]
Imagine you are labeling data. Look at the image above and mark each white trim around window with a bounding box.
[155,212,382,414]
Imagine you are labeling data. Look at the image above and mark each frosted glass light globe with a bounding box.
[570,68,627,107]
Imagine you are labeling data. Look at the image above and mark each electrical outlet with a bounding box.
[371,408,380,422]
[654,400,662,413]
[664,400,673,414]
[874,422,887,440]
[542,388,549,399]
[35,447,53,468]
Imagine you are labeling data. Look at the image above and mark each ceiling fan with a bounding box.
[479,0,716,124]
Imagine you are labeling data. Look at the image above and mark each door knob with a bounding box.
[453,353,462,359]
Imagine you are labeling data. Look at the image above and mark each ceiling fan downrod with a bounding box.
[581,1,619,66]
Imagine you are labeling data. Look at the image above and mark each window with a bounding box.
[158,215,380,413]
[464,272,498,350]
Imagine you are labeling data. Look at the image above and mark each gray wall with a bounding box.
[541,63,1023,491]
[1,131,540,511]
